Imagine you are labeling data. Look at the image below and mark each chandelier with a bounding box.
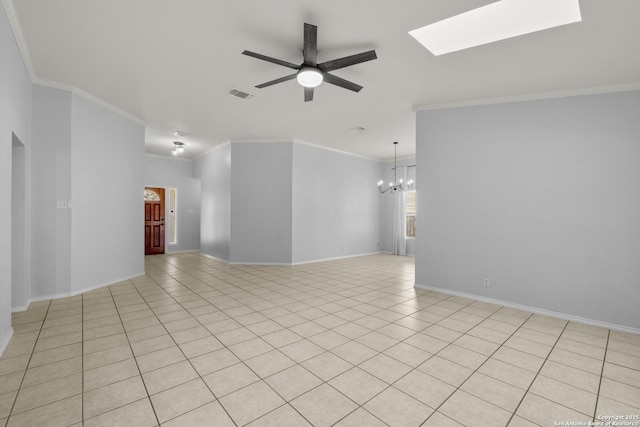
[378,141,413,193]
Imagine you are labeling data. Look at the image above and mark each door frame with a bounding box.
[144,186,165,255]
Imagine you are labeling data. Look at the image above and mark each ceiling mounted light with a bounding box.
[378,141,413,194]
[296,67,324,88]
[171,141,185,156]
[409,0,581,56]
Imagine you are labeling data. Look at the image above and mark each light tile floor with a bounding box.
[1,253,639,426]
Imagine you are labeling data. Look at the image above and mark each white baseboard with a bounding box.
[165,249,200,254]
[201,251,389,266]
[12,271,145,313]
[414,283,640,335]
[380,251,415,257]
[11,304,29,313]
[291,251,386,266]
[0,327,14,357]
[200,253,230,263]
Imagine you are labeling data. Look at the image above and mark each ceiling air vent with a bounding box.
[228,89,254,100]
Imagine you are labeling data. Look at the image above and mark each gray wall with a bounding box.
[292,143,381,264]
[379,157,416,255]
[416,90,640,329]
[195,141,383,265]
[194,143,231,261]
[1,3,32,352]
[230,142,293,264]
[70,94,145,293]
[144,155,201,253]
[29,87,145,299]
[12,136,27,309]
[31,85,72,300]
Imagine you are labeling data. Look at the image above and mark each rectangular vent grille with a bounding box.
[228,89,254,99]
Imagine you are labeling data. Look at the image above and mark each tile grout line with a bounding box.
[328,294,493,426]
[155,259,332,426]
[129,273,242,426]
[505,319,570,426]
[104,283,162,426]
[592,329,611,423]
[10,253,634,427]
[159,257,506,426]
[417,310,538,426]
[146,257,376,426]
[5,300,52,423]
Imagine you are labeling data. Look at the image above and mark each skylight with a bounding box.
[409,0,582,56]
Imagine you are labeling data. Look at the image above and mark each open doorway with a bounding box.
[144,187,165,255]
[12,133,28,310]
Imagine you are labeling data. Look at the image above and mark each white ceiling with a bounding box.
[7,0,640,161]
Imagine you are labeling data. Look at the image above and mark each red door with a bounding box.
[144,187,165,255]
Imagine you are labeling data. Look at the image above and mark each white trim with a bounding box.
[32,78,73,93]
[30,81,147,126]
[379,251,415,258]
[193,138,381,166]
[291,251,386,266]
[19,271,145,308]
[11,304,29,313]
[165,249,200,254]
[413,83,640,112]
[2,0,35,81]
[380,155,417,164]
[231,138,293,145]
[200,253,230,263]
[144,153,193,162]
[0,1,148,128]
[0,328,14,357]
[168,187,178,246]
[293,139,379,162]
[199,139,382,163]
[414,282,640,335]
[200,251,388,266]
[229,261,294,266]
[192,140,231,161]
[71,87,146,125]
[29,81,146,126]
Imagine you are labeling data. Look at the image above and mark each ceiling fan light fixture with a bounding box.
[296,67,323,88]
[171,141,185,156]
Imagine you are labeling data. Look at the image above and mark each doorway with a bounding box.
[144,187,165,255]
[12,134,28,309]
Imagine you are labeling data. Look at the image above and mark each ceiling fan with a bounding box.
[242,23,377,102]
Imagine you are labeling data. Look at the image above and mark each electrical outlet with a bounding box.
[483,278,490,288]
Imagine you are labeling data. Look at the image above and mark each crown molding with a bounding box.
[413,82,640,112]
[230,138,293,144]
[3,0,147,127]
[144,152,193,162]
[380,155,416,164]
[2,0,35,80]
[70,87,146,125]
[293,139,380,162]
[192,140,231,161]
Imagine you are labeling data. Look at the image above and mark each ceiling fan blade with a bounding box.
[255,74,297,89]
[303,23,318,66]
[318,50,377,72]
[322,73,363,92]
[304,87,314,102]
[242,50,300,70]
